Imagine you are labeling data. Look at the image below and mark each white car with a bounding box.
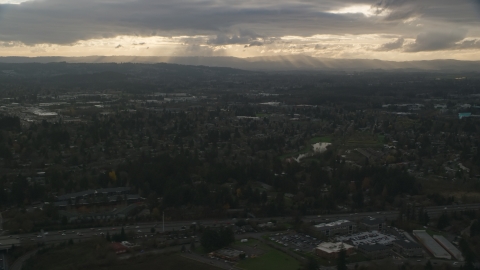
[62,233,66,236]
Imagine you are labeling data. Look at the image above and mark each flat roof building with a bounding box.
[392,240,423,257]
[314,220,356,236]
[433,235,464,261]
[361,217,386,232]
[358,244,391,259]
[413,230,451,260]
[315,242,355,259]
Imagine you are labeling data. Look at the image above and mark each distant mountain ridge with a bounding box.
[1,55,479,72]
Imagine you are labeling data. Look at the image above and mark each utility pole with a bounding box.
[163,211,165,233]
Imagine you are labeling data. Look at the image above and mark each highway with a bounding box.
[0,203,479,251]
[0,211,397,249]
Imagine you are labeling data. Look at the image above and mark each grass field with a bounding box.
[237,248,302,270]
[235,239,301,270]
[24,239,220,270]
[256,113,269,117]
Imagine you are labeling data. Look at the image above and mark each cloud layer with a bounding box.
[0,0,479,59]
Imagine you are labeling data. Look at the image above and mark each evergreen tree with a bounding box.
[120,227,126,241]
[336,248,347,270]
[190,241,195,251]
[424,260,433,270]
[437,213,450,230]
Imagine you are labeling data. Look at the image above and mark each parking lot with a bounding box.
[336,231,397,246]
[268,232,322,252]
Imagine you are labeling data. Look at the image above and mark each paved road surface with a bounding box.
[0,204,479,251]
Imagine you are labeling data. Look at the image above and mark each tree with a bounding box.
[437,213,450,230]
[120,227,126,241]
[337,248,347,270]
[306,257,319,270]
[187,240,194,250]
[424,260,433,270]
[200,227,234,252]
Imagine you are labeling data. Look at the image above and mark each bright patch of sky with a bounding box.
[328,4,387,17]
[0,0,30,4]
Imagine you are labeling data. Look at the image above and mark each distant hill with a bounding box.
[1,55,480,72]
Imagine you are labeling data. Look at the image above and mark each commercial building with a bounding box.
[413,230,451,259]
[433,235,464,261]
[358,244,391,259]
[360,217,386,232]
[337,231,397,246]
[392,240,424,257]
[314,242,355,259]
[314,220,357,236]
[209,248,245,261]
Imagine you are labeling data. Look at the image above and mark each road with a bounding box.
[0,203,479,251]
[0,211,397,250]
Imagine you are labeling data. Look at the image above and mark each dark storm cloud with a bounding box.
[404,31,467,52]
[376,37,404,51]
[0,0,478,46]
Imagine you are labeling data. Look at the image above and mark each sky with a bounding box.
[0,0,480,61]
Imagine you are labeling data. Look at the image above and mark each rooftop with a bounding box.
[358,243,390,252]
[393,240,421,249]
[315,220,353,229]
[315,242,354,254]
[413,230,451,260]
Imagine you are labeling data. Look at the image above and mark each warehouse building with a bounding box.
[433,235,464,261]
[413,230,451,260]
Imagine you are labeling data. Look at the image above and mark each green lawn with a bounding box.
[237,248,302,270]
[23,239,220,270]
[256,113,269,117]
